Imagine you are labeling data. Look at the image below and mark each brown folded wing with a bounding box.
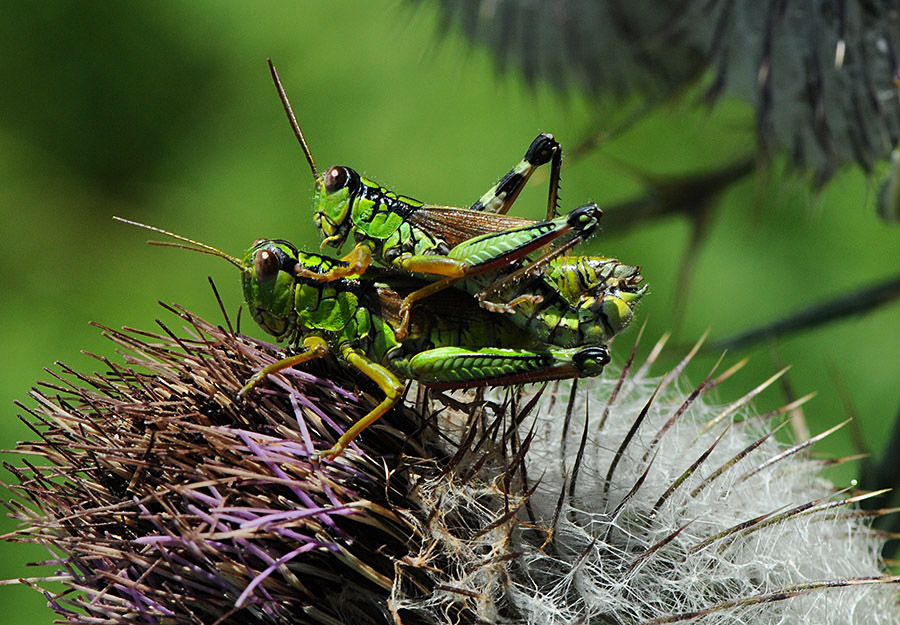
[411,205,537,248]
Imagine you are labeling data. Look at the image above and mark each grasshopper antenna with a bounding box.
[113,216,247,273]
[268,59,319,182]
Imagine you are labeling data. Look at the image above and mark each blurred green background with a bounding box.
[1,2,898,623]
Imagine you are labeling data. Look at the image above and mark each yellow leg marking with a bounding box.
[320,233,343,250]
[392,256,470,340]
[237,336,329,398]
[490,167,530,215]
[319,349,403,460]
[294,244,372,282]
[399,255,469,279]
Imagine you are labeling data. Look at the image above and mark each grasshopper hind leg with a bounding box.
[393,203,601,339]
[391,343,609,390]
[470,133,562,219]
[473,203,603,312]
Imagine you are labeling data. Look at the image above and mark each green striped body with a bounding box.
[240,239,608,389]
[466,255,647,347]
[313,166,644,346]
[315,166,448,264]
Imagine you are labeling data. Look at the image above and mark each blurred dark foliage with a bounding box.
[424,0,900,184]
[0,2,222,198]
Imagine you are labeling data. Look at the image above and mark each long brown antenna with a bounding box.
[113,216,247,273]
[268,59,319,182]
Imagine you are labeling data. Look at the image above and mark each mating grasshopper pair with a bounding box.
[121,62,646,460]
[267,61,645,350]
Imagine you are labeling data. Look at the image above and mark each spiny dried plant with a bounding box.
[4,298,899,624]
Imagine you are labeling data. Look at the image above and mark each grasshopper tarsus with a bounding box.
[524,133,560,168]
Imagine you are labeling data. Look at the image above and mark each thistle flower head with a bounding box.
[4,303,899,624]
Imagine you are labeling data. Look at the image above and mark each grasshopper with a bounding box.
[471,254,646,348]
[117,218,609,459]
[267,61,646,346]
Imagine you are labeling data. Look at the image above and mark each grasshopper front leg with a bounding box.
[293,244,373,282]
[238,335,330,398]
[243,338,406,461]
[320,346,404,461]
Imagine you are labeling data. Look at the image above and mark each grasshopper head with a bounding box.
[114,216,301,341]
[241,240,301,341]
[312,165,360,250]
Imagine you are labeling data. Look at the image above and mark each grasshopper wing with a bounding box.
[412,205,537,248]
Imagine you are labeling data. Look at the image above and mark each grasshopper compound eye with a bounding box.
[254,249,280,283]
[324,166,350,193]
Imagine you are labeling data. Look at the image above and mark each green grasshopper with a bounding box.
[267,61,646,346]
[116,218,609,459]
[472,254,646,348]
